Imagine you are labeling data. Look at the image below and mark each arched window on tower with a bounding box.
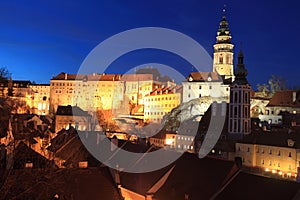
[219,56,223,64]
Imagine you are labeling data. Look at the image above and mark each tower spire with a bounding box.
[213,4,234,81]
[233,44,248,85]
[223,4,227,17]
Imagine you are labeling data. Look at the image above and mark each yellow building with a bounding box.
[235,132,300,179]
[143,86,182,123]
[50,72,124,114]
[29,84,50,115]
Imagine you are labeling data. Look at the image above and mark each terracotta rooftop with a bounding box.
[267,90,300,107]
[187,72,222,82]
[51,72,122,81]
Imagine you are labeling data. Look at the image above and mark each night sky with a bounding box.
[1,0,300,89]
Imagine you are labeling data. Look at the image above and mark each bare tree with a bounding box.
[0,67,10,97]
[268,75,287,93]
[0,67,10,81]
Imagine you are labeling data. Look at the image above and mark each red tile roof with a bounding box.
[267,90,300,107]
[51,72,122,81]
[187,72,222,82]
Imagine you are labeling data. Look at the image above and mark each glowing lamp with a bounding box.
[265,168,269,172]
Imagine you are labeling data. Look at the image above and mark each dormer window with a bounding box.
[188,76,193,82]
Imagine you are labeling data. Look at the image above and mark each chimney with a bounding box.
[111,136,118,151]
[293,92,297,102]
[64,73,68,80]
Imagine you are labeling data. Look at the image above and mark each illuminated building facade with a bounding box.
[143,86,182,123]
[182,72,229,104]
[29,84,50,115]
[228,50,251,138]
[235,138,300,179]
[213,12,234,81]
[50,72,124,113]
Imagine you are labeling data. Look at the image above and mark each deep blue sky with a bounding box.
[0,0,300,89]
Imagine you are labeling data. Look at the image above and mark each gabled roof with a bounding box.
[146,85,182,96]
[267,90,300,107]
[48,129,101,167]
[215,172,300,200]
[154,153,238,200]
[13,141,55,169]
[0,167,122,200]
[56,105,91,117]
[187,72,222,82]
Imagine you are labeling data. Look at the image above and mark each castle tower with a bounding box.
[228,49,251,139]
[213,7,234,81]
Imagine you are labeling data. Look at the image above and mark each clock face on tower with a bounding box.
[215,65,232,78]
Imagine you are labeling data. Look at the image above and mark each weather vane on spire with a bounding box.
[223,4,227,16]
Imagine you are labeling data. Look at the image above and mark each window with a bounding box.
[219,56,223,64]
[269,161,272,166]
[199,93,201,98]
[289,152,292,157]
[278,150,281,156]
[247,147,250,152]
[261,160,264,165]
[209,86,212,90]
[269,149,272,155]
[278,162,280,167]
[199,85,202,89]
[188,86,191,90]
[188,94,191,98]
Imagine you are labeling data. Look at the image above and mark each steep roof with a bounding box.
[13,141,55,169]
[154,153,238,200]
[0,168,122,200]
[187,72,222,82]
[215,172,300,200]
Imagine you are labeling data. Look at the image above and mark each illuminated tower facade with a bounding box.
[228,50,251,139]
[213,10,234,81]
